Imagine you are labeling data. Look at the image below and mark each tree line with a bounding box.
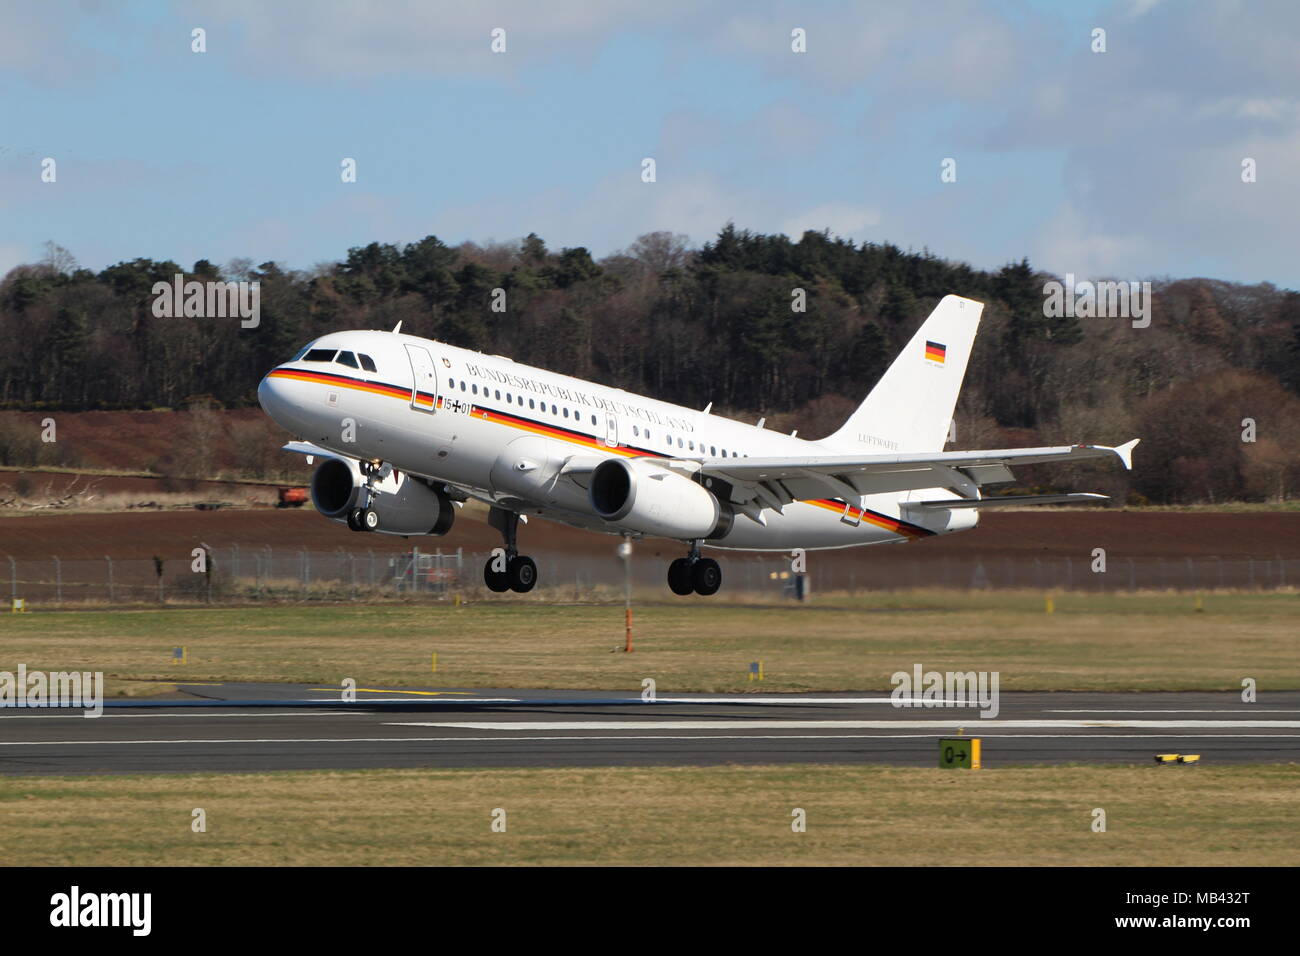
[2,226,1299,503]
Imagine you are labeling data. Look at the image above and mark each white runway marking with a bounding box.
[4,734,1300,747]
[1046,709,1300,714]
[386,719,1300,731]
[0,711,351,720]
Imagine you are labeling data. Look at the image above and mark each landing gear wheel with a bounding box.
[508,555,537,593]
[346,509,364,531]
[667,558,694,596]
[361,508,380,532]
[483,557,510,593]
[691,558,722,596]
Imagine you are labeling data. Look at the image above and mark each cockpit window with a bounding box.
[335,351,359,369]
[303,348,337,362]
[359,354,377,373]
[291,345,311,361]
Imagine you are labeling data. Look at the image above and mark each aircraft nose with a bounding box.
[258,369,291,424]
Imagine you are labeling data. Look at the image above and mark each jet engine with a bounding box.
[588,458,732,540]
[310,457,454,536]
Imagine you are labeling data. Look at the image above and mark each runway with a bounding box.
[2,683,1298,774]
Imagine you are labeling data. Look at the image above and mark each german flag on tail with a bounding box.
[924,340,947,364]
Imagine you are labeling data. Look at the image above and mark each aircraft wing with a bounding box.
[686,440,1139,520]
[281,440,343,462]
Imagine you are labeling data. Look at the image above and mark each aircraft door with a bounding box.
[405,344,438,412]
[604,412,618,448]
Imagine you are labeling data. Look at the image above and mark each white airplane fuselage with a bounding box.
[257,329,974,551]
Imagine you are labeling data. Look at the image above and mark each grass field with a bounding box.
[3,591,1298,693]
[4,762,1297,866]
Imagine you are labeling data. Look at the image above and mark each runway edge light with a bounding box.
[939,737,981,770]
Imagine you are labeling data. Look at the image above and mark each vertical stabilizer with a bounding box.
[823,294,984,454]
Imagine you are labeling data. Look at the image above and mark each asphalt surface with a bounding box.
[2,683,1298,775]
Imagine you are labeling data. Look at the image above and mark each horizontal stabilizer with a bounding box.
[912,493,1110,510]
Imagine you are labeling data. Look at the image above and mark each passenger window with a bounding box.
[529,398,535,409]
[472,384,478,395]
[460,381,466,391]
[506,393,512,404]
[495,389,501,400]
[591,415,597,425]
[303,348,336,362]
[447,377,455,389]
[677,438,683,448]
[633,426,640,437]
[711,446,717,456]
[358,354,377,372]
[563,408,569,418]
[551,404,557,415]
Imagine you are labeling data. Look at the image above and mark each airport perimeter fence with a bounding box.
[2,547,1298,607]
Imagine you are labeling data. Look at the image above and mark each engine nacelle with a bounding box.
[310,457,454,536]
[589,458,731,540]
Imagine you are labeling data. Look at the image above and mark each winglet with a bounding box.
[1114,438,1140,470]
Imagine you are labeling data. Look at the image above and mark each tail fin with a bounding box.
[824,294,984,454]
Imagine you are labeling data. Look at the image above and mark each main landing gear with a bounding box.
[347,461,383,532]
[483,507,537,594]
[667,541,721,596]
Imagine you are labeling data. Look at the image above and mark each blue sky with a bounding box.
[2,0,1298,287]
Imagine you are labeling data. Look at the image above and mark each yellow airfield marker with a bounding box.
[307,687,473,697]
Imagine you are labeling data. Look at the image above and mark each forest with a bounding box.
[2,225,1298,504]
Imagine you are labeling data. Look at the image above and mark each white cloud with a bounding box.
[719,0,1036,100]
[1031,202,1153,280]
[0,242,35,279]
[187,0,696,76]
[781,202,880,241]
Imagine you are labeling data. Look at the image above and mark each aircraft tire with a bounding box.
[483,558,511,593]
[508,555,537,593]
[691,558,722,596]
[667,558,694,595]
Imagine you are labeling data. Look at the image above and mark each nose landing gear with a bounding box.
[667,542,721,596]
[347,461,385,532]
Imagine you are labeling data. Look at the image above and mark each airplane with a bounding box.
[257,294,1138,596]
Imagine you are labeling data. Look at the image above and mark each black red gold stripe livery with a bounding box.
[267,366,934,538]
